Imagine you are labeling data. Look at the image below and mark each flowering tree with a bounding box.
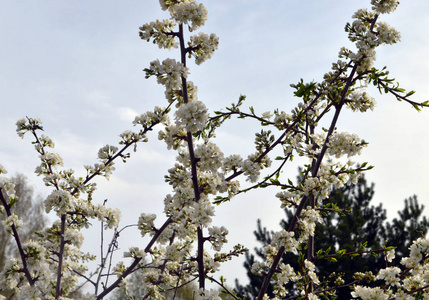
[1,0,429,299]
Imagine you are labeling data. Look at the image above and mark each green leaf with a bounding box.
[9,197,17,208]
[371,251,379,257]
[269,178,280,185]
[213,196,229,205]
[337,249,346,257]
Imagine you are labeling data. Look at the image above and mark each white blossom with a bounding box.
[0,164,7,174]
[386,249,395,262]
[175,100,208,132]
[351,286,389,299]
[208,226,228,251]
[377,267,401,286]
[195,287,222,300]
[138,213,157,237]
[3,213,23,230]
[124,247,146,259]
[272,230,299,253]
[188,32,219,65]
[371,0,399,14]
[376,21,401,45]
[44,190,76,215]
[169,0,208,32]
[139,19,178,49]
[348,90,376,112]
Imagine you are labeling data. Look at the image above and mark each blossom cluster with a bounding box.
[245,2,423,298]
[371,0,399,14]
[188,32,219,65]
[175,100,208,132]
[347,89,376,112]
[168,0,207,32]
[351,238,429,298]
[327,131,367,158]
[344,5,401,73]
[0,118,126,297]
[139,19,178,49]
[1,0,427,299]
[146,58,189,96]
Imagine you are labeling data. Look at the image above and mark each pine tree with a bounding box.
[235,176,428,299]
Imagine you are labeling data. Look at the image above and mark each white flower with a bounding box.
[272,230,299,253]
[308,293,320,300]
[376,21,401,45]
[147,58,189,93]
[139,19,178,49]
[377,267,401,286]
[0,177,15,200]
[44,190,75,215]
[208,226,228,251]
[0,164,7,174]
[175,100,208,132]
[242,158,261,183]
[16,118,28,138]
[277,263,299,286]
[124,247,146,259]
[138,213,157,237]
[194,142,224,173]
[103,207,121,229]
[190,198,215,227]
[327,131,366,158]
[298,207,322,239]
[40,152,64,167]
[3,213,23,230]
[169,0,208,32]
[401,238,429,268]
[97,145,118,161]
[351,286,389,300]
[133,106,169,128]
[386,249,395,262]
[304,260,320,284]
[273,111,292,130]
[251,261,267,276]
[158,124,187,150]
[371,0,399,14]
[195,288,222,300]
[188,32,219,65]
[222,154,243,173]
[348,90,376,112]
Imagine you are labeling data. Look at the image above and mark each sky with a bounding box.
[1,0,429,294]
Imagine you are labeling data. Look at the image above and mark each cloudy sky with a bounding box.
[2,0,429,291]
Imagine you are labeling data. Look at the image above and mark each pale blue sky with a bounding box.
[1,0,429,290]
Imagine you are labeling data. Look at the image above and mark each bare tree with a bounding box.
[0,173,47,271]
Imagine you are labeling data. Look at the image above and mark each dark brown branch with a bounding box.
[257,62,360,300]
[0,190,35,286]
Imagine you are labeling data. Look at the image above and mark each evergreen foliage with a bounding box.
[235,176,429,299]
